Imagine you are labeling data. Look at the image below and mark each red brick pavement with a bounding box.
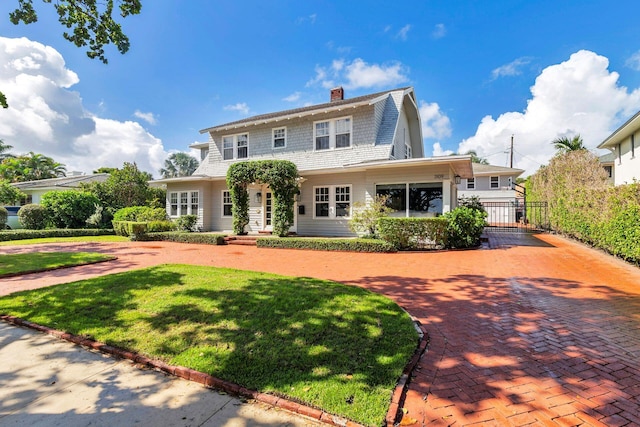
[2,233,640,426]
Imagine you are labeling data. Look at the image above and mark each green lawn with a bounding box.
[0,252,116,277]
[0,235,129,246]
[0,265,418,426]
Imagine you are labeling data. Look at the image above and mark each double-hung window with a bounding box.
[405,143,412,159]
[222,134,249,160]
[314,185,351,219]
[169,191,200,218]
[314,117,352,150]
[466,178,475,190]
[490,176,499,189]
[273,127,286,149]
[222,190,233,217]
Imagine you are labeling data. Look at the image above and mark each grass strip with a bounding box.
[0,264,417,426]
[0,252,116,277]
[0,235,129,246]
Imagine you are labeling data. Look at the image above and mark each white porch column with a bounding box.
[442,179,452,213]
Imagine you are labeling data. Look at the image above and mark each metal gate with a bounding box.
[481,201,549,233]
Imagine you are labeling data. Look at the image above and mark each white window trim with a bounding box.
[490,176,500,189]
[313,116,353,151]
[169,191,200,218]
[404,143,412,159]
[313,185,352,219]
[466,178,475,190]
[221,190,233,217]
[272,127,287,149]
[221,133,249,160]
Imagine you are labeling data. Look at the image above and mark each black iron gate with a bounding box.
[481,201,549,233]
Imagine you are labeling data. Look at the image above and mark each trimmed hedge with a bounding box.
[112,221,147,238]
[0,228,115,242]
[112,206,168,222]
[140,232,226,245]
[377,217,449,250]
[147,220,177,233]
[256,237,396,253]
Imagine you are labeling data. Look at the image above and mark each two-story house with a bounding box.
[158,87,473,236]
[457,163,524,225]
[597,110,640,186]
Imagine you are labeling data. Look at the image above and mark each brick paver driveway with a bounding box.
[2,232,640,426]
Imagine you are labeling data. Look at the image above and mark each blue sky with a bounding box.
[2,0,640,176]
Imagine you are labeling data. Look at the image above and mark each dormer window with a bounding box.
[314,117,352,150]
[273,127,286,149]
[222,133,249,160]
[405,143,412,159]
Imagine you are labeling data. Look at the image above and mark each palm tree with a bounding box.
[0,152,66,182]
[159,152,199,178]
[0,139,13,160]
[552,135,585,154]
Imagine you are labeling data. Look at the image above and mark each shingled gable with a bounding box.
[199,87,413,134]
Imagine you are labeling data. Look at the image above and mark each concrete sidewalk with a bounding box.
[0,322,321,427]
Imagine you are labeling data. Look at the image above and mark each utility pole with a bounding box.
[510,134,514,168]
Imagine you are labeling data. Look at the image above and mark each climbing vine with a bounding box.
[226,160,299,237]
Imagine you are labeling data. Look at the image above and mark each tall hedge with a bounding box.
[41,190,100,229]
[529,151,640,264]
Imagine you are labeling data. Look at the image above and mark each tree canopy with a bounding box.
[0,140,14,161]
[0,152,66,182]
[450,150,489,164]
[159,152,199,178]
[2,0,142,108]
[552,135,586,154]
[0,179,26,204]
[82,162,164,211]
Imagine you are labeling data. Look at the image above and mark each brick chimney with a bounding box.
[330,86,344,102]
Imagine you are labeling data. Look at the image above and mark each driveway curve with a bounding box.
[2,232,640,426]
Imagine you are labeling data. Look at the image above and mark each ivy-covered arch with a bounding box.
[226,160,300,237]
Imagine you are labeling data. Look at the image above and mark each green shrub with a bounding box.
[175,214,198,232]
[458,195,485,212]
[0,207,7,229]
[0,228,115,242]
[112,206,167,222]
[257,237,396,252]
[140,232,226,245]
[377,217,449,250]
[17,204,48,230]
[112,221,147,239]
[349,195,392,237]
[146,220,176,233]
[41,191,100,229]
[443,206,487,249]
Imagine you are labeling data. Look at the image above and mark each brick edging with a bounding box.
[385,318,429,426]
[0,314,374,427]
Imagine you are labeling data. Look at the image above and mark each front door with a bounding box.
[264,191,273,231]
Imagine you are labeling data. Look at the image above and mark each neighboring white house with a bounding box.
[597,110,640,185]
[155,87,474,236]
[598,152,616,186]
[11,173,110,204]
[457,163,524,224]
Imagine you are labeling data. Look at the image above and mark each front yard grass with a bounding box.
[0,252,116,277]
[0,264,418,426]
[0,235,129,246]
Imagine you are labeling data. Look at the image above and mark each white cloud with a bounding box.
[223,102,250,115]
[432,23,446,39]
[432,142,454,156]
[283,92,302,102]
[0,36,167,176]
[419,100,452,139]
[625,50,640,71]
[396,24,412,41]
[491,57,532,80]
[459,50,640,176]
[307,58,409,91]
[295,13,317,25]
[133,110,157,125]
